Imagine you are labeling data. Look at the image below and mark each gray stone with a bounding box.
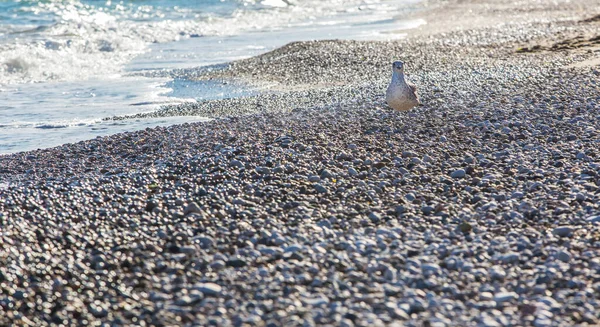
[230,159,244,168]
[195,237,214,252]
[494,292,517,304]
[586,215,600,223]
[368,212,381,223]
[422,263,441,275]
[314,184,328,194]
[450,169,466,178]
[552,226,574,237]
[194,283,223,296]
[557,250,571,263]
[255,166,271,174]
[184,202,202,215]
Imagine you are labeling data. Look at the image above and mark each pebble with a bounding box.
[450,169,466,178]
[368,212,381,223]
[184,202,202,215]
[314,184,328,194]
[195,283,223,297]
[494,292,518,304]
[255,166,271,174]
[586,215,600,223]
[552,226,574,237]
[230,159,244,168]
[557,250,571,263]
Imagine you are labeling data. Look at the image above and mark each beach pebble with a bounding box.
[195,283,223,297]
[557,250,571,263]
[494,292,517,304]
[314,184,328,194]
[184,202,202,215]
[368,212,381,223]
[586,216,600,223]
[230,159,244,168]
[255,166,271,174]
[450,169,466,178]
[552,226,574,237]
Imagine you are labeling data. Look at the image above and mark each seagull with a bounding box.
[385,61,420,111]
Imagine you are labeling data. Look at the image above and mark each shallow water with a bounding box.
[0,0,423,154]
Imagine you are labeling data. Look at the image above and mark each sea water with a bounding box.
[0,0,423,154]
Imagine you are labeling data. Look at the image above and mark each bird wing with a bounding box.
[407,82,420,103]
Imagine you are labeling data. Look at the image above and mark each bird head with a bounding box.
[392,61,405,74]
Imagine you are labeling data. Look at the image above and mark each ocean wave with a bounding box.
[0,0,408,85]
[0,120,99,130]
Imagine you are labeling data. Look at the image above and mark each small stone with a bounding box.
[302,296,329,306]
[494,292,517,304]
[149,292,170,302]
[179,245,196,254]
[230,159,244,168]
[284,244,303,253]
[210,260,226,271]
[534,318,552,327]
[320,169,334,179]
[184,202,202,215]
[89,303,108,318]
[499,252,520,264]
[395,205,406,215]
[308,175,321,182]
[422,263,441,275]
[196,187,208,196]
[459,222,472,234]
[255,166,271,174]
[193,235,215,249]
[368,212,381,223]
[557,250,571,263]
[195,283,222,296]
[552,226,574,237]
[226,258,247,268]
[348,167,358,176]
[479,292,493,301]
[586,215,600,223]
[489,266,506,280]
[511,191,524,199]
[175,295,196,306]
[421,206,434,215]
[314,184,328,194]
[450,169,466,178]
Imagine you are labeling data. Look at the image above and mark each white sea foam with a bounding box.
[0,0,418,85]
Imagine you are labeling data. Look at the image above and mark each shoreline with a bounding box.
[1,0,600,325]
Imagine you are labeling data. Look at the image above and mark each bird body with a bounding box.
[386,61,420,111]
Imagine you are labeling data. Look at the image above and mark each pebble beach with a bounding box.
[1,0,600,326]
